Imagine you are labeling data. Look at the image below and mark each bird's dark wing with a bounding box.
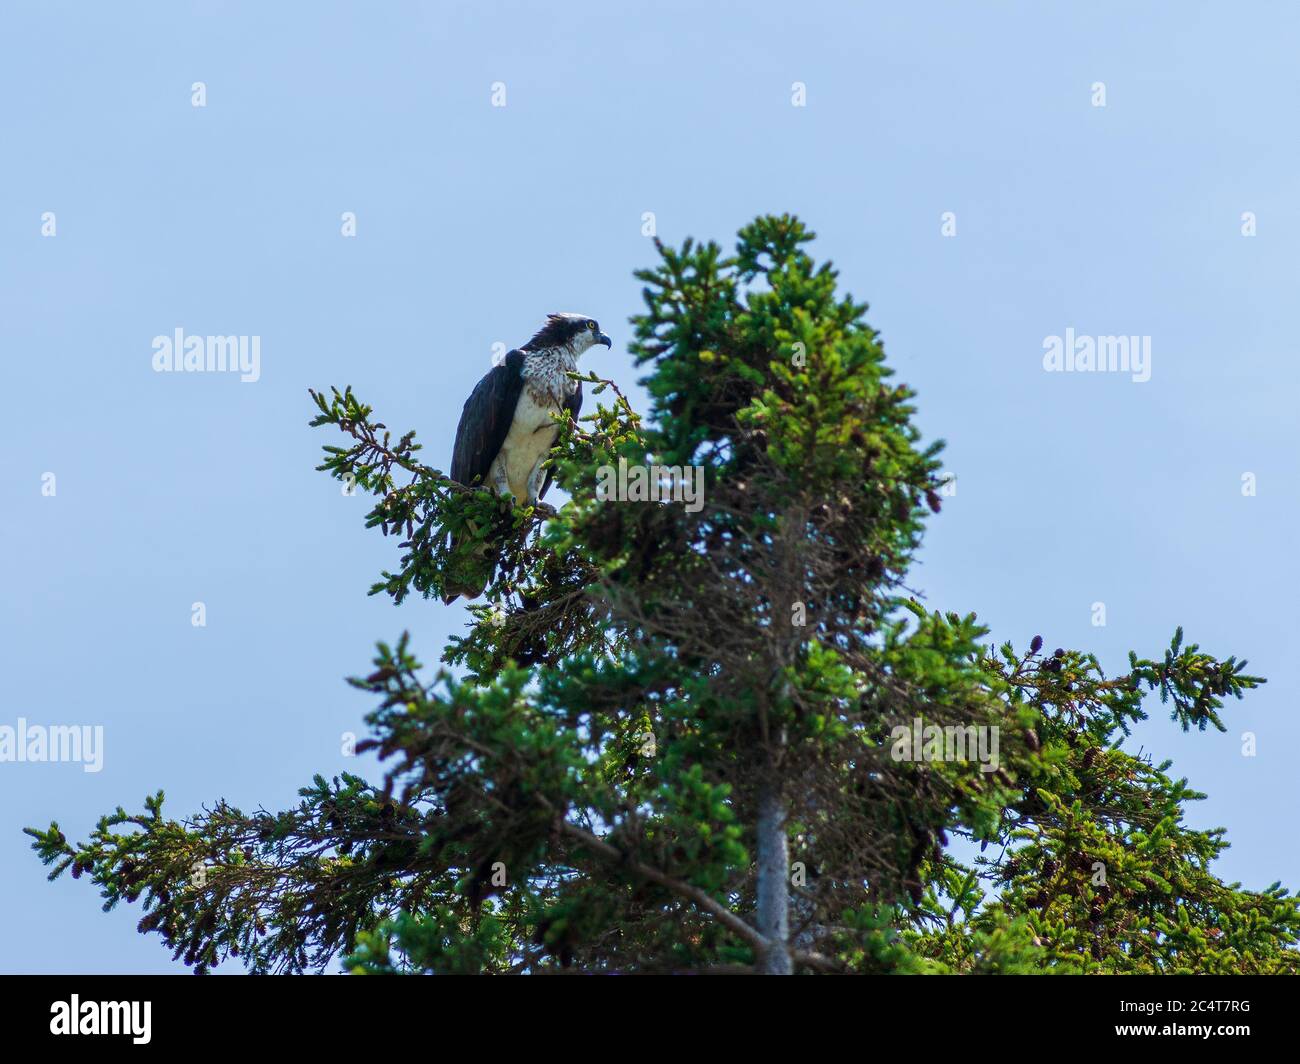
[539,383,582,500]
[450,350,526,489]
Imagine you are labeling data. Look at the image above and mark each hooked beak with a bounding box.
[596,332,612,348]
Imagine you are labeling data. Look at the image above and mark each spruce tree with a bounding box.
[27,215,1299,974]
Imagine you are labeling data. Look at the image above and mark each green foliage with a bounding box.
[28,215,1297,974]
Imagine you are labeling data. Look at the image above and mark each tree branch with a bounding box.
[558,819,767,953]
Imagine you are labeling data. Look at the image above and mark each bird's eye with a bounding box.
[587,320,597,330]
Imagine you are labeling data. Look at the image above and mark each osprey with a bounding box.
[444,312,612,602]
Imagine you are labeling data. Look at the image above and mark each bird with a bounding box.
[443,312,612,602]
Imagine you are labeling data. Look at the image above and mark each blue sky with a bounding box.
[2,1,1296,972]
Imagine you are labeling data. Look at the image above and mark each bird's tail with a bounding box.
[441,530,491,603]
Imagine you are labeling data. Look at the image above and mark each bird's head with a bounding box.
[521,312,612,355]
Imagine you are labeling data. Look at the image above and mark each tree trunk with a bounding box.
[754,502,803,974]
[756,780,792,974]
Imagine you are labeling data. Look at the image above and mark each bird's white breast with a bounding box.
[521,348,580,406]
[490,347,581,504]
[498,389,561,503]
